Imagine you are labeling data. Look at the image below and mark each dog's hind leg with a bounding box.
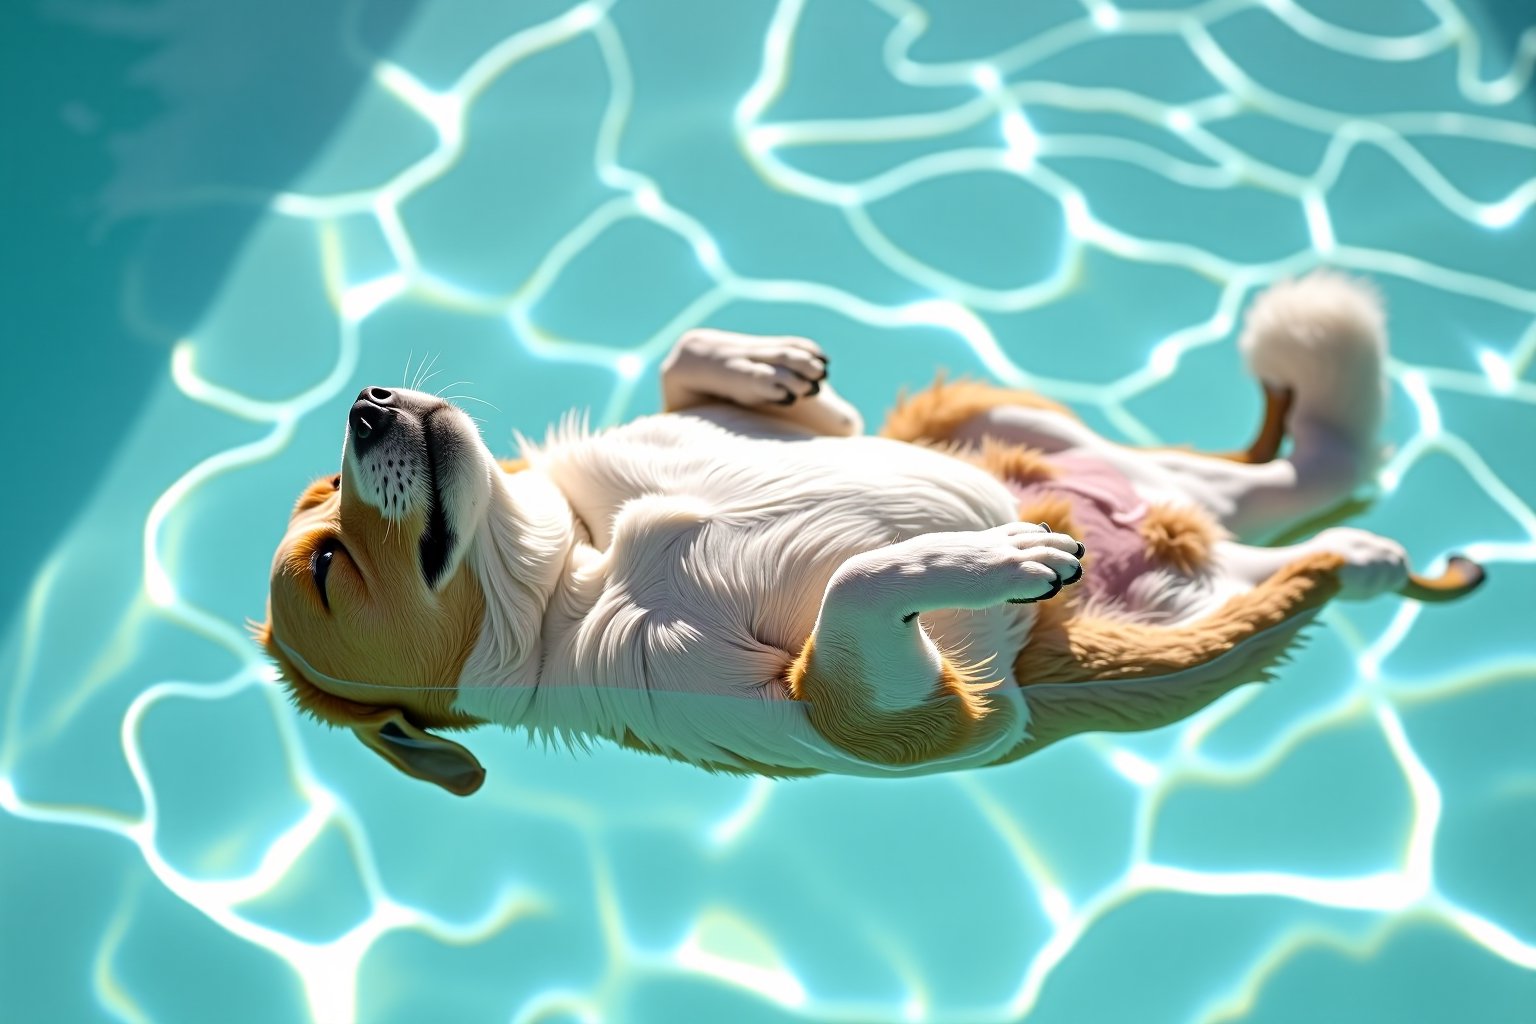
[883,274,1393,545]
[1139,273,1394,542]
[1213,526,1482,606]
[999,525,1482,763]
[1000,547,1349,761]
[1005,519,1487,761]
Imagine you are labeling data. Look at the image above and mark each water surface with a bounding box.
[3,1,1533,1021]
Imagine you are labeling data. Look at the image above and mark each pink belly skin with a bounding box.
[1008,451,1155,605]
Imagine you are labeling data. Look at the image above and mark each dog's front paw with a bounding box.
[1313,527,1410,599]
[841,523,1086,615]
[663,329,829,407]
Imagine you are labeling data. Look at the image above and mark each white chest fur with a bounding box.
[456,408,1035,773]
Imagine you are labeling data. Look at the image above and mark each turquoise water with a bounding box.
[3,0,1534,1020]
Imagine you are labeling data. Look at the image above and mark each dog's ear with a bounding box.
[256,622,485,795]
[353,709,486,796]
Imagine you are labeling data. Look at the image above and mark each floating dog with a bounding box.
[257,273,1481,794]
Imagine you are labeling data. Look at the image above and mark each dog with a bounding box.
[256,273,1482,795]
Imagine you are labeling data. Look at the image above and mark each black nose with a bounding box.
[350,387,397,456]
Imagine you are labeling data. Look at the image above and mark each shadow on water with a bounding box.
[1478,0,1536,58]
[0,0,421,628]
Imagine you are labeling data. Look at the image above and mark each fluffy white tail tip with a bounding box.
[1239,272,1387,442]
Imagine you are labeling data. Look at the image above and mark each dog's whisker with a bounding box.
[401,349,416,390]
[416,352,443,392]
[443,393,500,412]
[434,378,474,397]
[440,399,486,423]
[444,403,493,424]
[418,360,449,391]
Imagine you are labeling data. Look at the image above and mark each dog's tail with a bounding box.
[1239,271,1387,450]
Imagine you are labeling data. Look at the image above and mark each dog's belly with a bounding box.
[508,410,1036,772]
[540,410,1027,617]
[547,410,1024,541]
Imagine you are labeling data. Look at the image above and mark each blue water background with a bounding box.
[2,1,1533,1021]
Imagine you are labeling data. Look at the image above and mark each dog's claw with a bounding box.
[1007,576,1065,604]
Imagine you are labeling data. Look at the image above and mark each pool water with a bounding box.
[3,1,1534,1021]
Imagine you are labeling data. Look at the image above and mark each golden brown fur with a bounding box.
[1139,502,1223,575]
[995,553,1345,762]
[881,377,1078,445]
[262,474,484,731]
[1014,493,1083,550]
[967,436,1060,487]
[261,457,531,730]
[1014,550,1344,686]
[784,637,1015,766]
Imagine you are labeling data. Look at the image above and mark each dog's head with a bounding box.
[256,386,502,795]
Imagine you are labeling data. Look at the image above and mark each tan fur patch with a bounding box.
[784,636,1015,766]
[1012,493,1085,620]
[993,551,1347,764]
[1014,493,1081,549]
[292,474,342,515]
[254,618,387,728]
[262,472,488,731]
[1014,550,1345,686]
[1139,502,1223,575]
[971,437,1059,487]
[880,376,1078,445]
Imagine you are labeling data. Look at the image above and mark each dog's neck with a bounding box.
[457,466,578,702]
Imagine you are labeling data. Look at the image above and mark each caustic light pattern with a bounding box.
[3,1,1534,1022]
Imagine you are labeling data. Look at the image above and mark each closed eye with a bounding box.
[312,537,346,610]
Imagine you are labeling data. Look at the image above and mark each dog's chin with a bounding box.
[421,404,497,589]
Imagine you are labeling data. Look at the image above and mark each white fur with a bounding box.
[454,409,1044,774]
[434,302,1412,776]
[1239,271,1387,448]
[344,393,498,588]
[813,523,1078,711]
[457,469,579,712]
[954,273,1392,542]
